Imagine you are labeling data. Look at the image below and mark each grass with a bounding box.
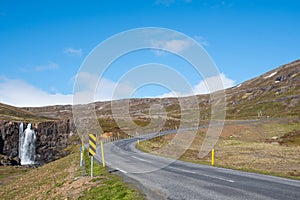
[0,144,144,199]
[0,166,30,184]
[79,150,144,200]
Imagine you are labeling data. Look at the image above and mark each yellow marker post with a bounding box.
[100,141,105,167]
[137,139,140,145]
[211,149,215,166]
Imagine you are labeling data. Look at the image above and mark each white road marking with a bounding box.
[131,156,151,163]
[116,168,127,174]
[168,166,234,183]
[169,166,196,174]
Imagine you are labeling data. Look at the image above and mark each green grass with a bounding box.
[79,150,144,200]
[80,176,143,200]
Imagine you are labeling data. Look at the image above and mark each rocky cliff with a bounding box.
[0,120,77,166]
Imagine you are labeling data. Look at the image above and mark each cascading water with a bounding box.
[19,123,36,165]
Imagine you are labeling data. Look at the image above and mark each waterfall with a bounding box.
[19,123,36,165]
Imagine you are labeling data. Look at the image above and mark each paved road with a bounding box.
[95,136,300,200]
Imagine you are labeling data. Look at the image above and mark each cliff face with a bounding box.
[0,121,19,157]
[0,120,77,165]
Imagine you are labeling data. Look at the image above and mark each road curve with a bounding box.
[95,137,300,200]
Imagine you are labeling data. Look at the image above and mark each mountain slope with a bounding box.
[0,103,55,122]
[5,59,300,123]
[225,59,300,118]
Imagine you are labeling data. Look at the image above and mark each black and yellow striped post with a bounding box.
[89,134,97,156]
[89,134,97,177]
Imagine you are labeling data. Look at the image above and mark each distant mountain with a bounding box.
[24,59,300,120]
[0,103,55,122]
[2,59,299,123]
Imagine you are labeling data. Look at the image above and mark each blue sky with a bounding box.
[0,0,299,106]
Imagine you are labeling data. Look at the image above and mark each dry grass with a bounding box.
[0,145,144,199]
[214,140,300,178]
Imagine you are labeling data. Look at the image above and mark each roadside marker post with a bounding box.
[80,136,84,167]
[91,156,94,178]
[89,134,97,178]
[100,140,105,167]
[80,146,83,166]
[211,149,215,166]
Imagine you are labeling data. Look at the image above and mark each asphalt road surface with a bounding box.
[95,136,300,200]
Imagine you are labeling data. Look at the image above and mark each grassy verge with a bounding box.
[0,166,30,185]
[79,150,144,200]
[0,144,144,199]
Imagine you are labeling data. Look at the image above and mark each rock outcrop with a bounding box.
[0,120,77,166]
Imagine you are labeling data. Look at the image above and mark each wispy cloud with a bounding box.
[151,39,192,54]
[64,47,82,57]
[35,62,59,72]
[193,35,209,47]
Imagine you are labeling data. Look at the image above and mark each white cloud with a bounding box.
[64,47,82,57]
[193,73,235,94]
[154,91,187,98]
[0,73,235,107]
[156,73,235,98]
[73,72,135,104]
[151,39,192,54]
[0,78,72,107]
[95,78,135,101]
[35,62,59,72]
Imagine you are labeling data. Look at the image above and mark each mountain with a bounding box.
[22,59,300,121]
[0,103,55,122]
[225,59,300,118]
